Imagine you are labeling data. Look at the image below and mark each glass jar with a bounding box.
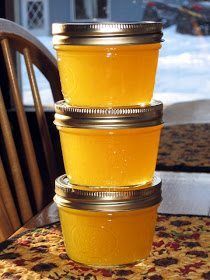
[54,100,163,189]
[54,175,162,267]
[52,22,163,107]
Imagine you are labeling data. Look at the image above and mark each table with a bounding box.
[14,170,210,237]
[0,171,209,280]
[12,202,59,237]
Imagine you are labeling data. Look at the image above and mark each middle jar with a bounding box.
[52,22,163,107]
[54,100,163,189]
[54,175,162,267]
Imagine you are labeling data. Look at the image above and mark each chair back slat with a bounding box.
[0,193,13,241]
[0,157,21,230]
[0,87,33,223]
[1,39,44,212]
[0,19,62,239]
[23,48,57,185]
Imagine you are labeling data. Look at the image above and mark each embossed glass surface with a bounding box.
[57,125,163,188]
[55,43,161,107]
[58,204,159,266]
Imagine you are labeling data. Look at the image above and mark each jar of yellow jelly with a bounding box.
[54,175,162,267]
[54,100,163,190]
[52,22,163,107]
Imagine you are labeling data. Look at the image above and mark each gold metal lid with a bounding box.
[52,22,163,45]
[54,100,163,129]
[54,175,162,212]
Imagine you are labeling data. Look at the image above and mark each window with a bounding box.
[74,0,109,21]
[27,1,44,30]
[21,0,49,36]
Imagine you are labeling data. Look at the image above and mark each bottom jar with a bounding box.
[54,175,162,267]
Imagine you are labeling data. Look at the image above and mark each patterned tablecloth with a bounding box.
[158,124,210,172]
[0,215,209,280]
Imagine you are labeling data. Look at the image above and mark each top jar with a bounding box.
[52,22,163,107]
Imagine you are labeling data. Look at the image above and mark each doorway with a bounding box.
[70,0,111,22]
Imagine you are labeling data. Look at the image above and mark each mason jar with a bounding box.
[54,100,163,189]
[54,175,162,267]
[52,22,163,107]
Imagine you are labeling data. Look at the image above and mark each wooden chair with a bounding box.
[0,18,62,241]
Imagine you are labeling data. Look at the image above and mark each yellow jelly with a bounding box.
[56,202,159,267]
[54,43,161,107]
[56,124,163,189]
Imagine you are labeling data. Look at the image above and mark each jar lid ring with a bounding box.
[54,175,162,211]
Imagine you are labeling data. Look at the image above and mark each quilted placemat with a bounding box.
[158,123,210,172]
[0,215,209,279]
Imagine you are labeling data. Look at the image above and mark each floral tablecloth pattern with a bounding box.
[158,124,210,171]
[0,215,209,280]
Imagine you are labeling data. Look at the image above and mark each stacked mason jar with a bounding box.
[52,22,164,267]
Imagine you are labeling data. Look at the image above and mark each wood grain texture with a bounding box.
[0,192,13,242]
[2,38,44,211]
[12,202,59,237]
[0,18,61,101]
[0,157,21,231]
[0,18,62,240]
[23,48,57,186]
[0,87,33,222]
